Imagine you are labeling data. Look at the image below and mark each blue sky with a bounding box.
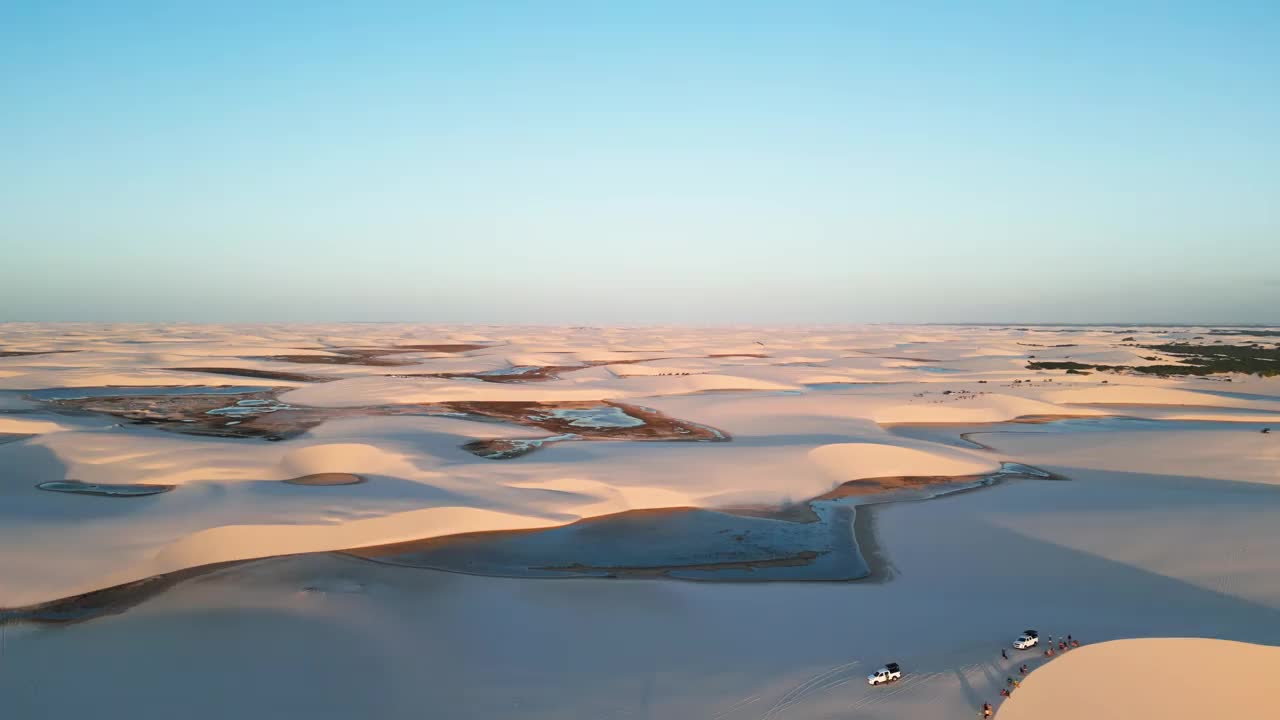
[2,1,1277,323]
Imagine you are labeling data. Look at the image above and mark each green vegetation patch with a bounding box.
[1027,343,1280,377]
[1209,329,1280,338]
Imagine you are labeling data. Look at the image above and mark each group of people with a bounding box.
[1042,634,1081,658]
[985,633,1083,716]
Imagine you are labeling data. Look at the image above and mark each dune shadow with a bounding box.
[237,474,472,507]
[0,441,172,522]
[920,470,1280,646]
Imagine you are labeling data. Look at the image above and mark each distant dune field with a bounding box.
[2,323,1279,719]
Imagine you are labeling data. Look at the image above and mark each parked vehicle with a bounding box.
[867,662,902,685]
[1013,630,1040,650]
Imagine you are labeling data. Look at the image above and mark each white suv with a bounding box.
[1013,630,1039,650]
[867,663,902,685]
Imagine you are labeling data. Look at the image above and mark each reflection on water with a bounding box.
[474,366,542,377]
[540,406,645,428]
[206,398,294,417]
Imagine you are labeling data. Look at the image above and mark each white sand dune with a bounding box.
[998,638,1280,720]
[0,416,68,434]
[275,442,424,478]
[807,442,997,482]
[870,393,1100,424]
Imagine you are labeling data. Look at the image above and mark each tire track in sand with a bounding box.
[759,660,863,720]
[845,670,945,714]
[714,695,760,719]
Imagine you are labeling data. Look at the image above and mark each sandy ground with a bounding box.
[998,638,1280,720]
[2,324,1279,719]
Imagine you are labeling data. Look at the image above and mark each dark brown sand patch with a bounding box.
[261,343,488,365]
[394,365,587,383]
[168,367,330,382]
[0,350,79,357]
[283,473,364,486]
[391,343,490,353]
[31,388,411,441]
[815,473,993,500]
[260,353,414,367]
[818,462,1059,502]
[462,436,576,459]
[731,462,1059,522]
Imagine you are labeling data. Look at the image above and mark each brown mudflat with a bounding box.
[169,367,329,382]
[399,365,585,383]
[395,356,683,384]
[39,389,323,441]
[392,343,489,353]
[0,350,78,357]
[261,354,413,367]
[457,401,729,459]
[452,400,726,440]
[36,391,729,455]
[815,473,991,499]
[260,343,488,366]
[283,473,364,486]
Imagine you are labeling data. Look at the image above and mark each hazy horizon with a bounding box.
[3,2,1277,324]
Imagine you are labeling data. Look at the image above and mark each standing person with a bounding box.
[1001,648,1007,660]
[983,702,993,718]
